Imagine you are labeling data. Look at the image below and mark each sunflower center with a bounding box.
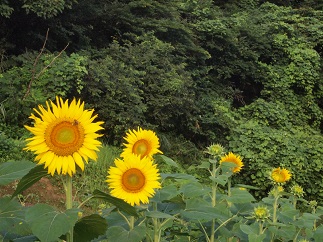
[122,168,145,192]
[45,120,85,156]
[132,139,150,158]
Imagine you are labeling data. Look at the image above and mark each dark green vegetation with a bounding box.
[1,0,323,202]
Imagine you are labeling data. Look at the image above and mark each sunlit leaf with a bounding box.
[161,173,197,181]
[226,188,256,204]
[180,182,210,197]
[0,160,36,186]
[158,155,179,168]
[74,214,108,242]
[12,164,48,198]
[92,190,137,216]
[145,211,174,219]
[25,204,79,242]
[106,225,146,242]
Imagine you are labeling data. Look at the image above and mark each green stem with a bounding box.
[210,162,217,242]
[227,177,231,197]
[270,195,279,242]
[153,202,160,242]
[272,195,279,224]
[65,175,73,242]
[258,221,263,235]
[129,216,135,230]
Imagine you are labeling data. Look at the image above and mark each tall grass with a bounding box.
[73,144,122,210]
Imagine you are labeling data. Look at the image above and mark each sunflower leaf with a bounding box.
[106,225,146,242]
[158,155,179,168]
[0,160,36,186]
[0,197,31,236]
[25,204,79,242]
[92,189,138,217]
[11,164,48,198]
[73,214,108,242]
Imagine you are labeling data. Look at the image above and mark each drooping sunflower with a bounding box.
[220,152,244,173]
[121,127,162,159]
[106,154,161,206]
[271,167,291,183]
[24,96,104,176]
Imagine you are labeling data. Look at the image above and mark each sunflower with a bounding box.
[271,167,291,183]
[24,96,104,176]
[220,152,244,173]
[107,154,161,206]
[121,127,162,159]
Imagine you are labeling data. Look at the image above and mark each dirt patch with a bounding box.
[0,177,66,211]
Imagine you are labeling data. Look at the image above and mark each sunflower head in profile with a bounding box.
[106,154,161,206]
[24,96,104,176]
[220,152,244,173]
[271,167,292,184]
[121,127,162,160]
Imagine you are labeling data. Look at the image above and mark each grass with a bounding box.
[73,144,122,211]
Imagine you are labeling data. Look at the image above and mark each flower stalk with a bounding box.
[65,175,74,242]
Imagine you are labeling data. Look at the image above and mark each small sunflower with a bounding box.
[121,127,162,159]
[24,97,104,176]
[271,167,291,184]
[253,205,270,221]
[220,152,244,173]
[107,154,161,206]
[290,184,305,198]
[206,143,225,157]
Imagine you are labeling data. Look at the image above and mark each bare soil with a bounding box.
[0,177,67,211]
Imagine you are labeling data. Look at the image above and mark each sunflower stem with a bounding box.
[65,175,74,242]
[153,202,160,242]
[129,216,135,230]
[210,161,217,242]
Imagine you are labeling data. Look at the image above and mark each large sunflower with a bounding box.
[107,154,161,206]
[271,167,291,183]
[24,96,104,176]
[220,152,244,173]
[121,127,162,159]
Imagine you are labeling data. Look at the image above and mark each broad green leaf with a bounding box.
[25,204,79,242]
[151,184,179,202]
[0,160,36,186]
[226,188,256,204]
[248,233,266,242]
[313,225,323,241]
[145,211,174,219]
[181,203,231,222]
[12,164,48,198]
[161,173,197,181]
[209,174,230,186]
[74,214,108,242]
[236,184,260,190]
[269,224,296,240]
[106,225,146,242]
[240,224,258,235]
[158,155,179,168]
[180,182,209,197]
[92,189,137,217]
[0,197,31,236]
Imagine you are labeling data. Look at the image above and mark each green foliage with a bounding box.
[0,0,13,17]
[228,119,323,202]
[21,0,77,19]
[84,33,195,143]
[0,51,88,126]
